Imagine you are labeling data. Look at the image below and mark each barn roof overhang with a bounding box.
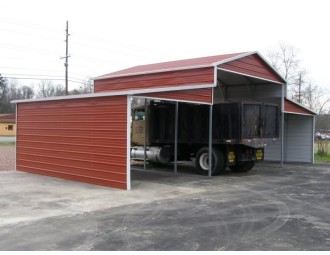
[94,51,286,84]
[217,68,283,87]
[284,98,317,116]
[11,83,215,104]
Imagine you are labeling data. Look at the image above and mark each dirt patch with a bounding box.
[0,146,15,171]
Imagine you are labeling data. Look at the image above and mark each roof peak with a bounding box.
[94,51,253,80]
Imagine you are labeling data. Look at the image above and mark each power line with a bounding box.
[2,76,85,84]
[0,73,84,83]
[0,17,63,33]
[0,66,87,77]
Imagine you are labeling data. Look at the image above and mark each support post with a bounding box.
[208,104,213,177]
[174,102,179,174]
[144,98,147,171]
[126,96,132,190]
[281,83,285,167]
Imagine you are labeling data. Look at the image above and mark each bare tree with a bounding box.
[37,80,65,98]
[267,43,330,114]
[267,43,301,90]
[78,77,93,94]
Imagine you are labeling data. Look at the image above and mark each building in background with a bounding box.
[0,114,16,136]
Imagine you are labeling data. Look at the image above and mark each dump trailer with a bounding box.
[131,101,279,175]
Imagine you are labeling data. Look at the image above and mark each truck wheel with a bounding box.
[195,147,225,176]
[229,161,255,173]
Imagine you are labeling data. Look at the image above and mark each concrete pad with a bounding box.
[0,162,330,250]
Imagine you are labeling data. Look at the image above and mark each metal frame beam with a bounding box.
[144,98,147,170]
[208,105,213,177]
[174,102,179,174]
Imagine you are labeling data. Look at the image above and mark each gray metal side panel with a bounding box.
[285,114,314,163]
[265,114,314,163]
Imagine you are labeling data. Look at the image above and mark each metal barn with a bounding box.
[13,51,315,190]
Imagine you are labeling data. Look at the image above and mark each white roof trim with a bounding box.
[217,67,284,85]
[11,83,215,104]
[93,64,213,80]
[284,111,316,116]
[212,51,256,66]
[94,51,286,85]
[254,51,287,83]
[215,51,286,84]
[135,95,212,105]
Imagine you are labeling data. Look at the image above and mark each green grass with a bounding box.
[0,142,15,146]
[314,141,330,163]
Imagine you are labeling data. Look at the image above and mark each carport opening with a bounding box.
[129,97,204,180]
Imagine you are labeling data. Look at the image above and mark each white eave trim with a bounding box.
[254,51,287,83]
[217,67,284,85]
[212,51,257,66]
[136,95,212,105]
[11,83,216,104]
[284,111,316,116]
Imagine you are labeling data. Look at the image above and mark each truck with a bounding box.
[131,100,279,175]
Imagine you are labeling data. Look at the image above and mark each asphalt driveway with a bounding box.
[0,162,329,250]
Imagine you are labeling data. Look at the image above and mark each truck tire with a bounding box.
[229,161,255,173]
[195,147,225,176]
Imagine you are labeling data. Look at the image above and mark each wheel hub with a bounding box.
[199,153,209,171]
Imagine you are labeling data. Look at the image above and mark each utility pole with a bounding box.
[61,21,70,95]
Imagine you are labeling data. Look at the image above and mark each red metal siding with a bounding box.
[284,99,315,115]
[94,67,214,93]
[141,88,213,104]
[219,54,283,83]
[16,96,128,190]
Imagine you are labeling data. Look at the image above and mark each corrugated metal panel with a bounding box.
[285,114,313,163]
[96,52,245,79]
[219,54,284,83]
[264,114,314,163]
[94,67,214,93]
[284,99,315,115]
[141,88,213,104]
[16,96,128,189]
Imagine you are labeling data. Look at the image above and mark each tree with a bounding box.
[37,80,65,98]
[267,43,301,87]
[267,43,330,114]
[0,76,35,113]
[0,74,10,113]
[78,77,93,94]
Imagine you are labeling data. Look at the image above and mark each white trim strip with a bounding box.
[254,51,287,83]
[139,95,212,105]
[212,51,256,66]
[126,95,131,191]
[284,111,316,116]
[93,64,213,80]
[12,84,215,104]
[15,104,17,171]
[312,116,315,164]
[217,67,284,85]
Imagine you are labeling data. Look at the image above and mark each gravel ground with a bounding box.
[0,145,15,171]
